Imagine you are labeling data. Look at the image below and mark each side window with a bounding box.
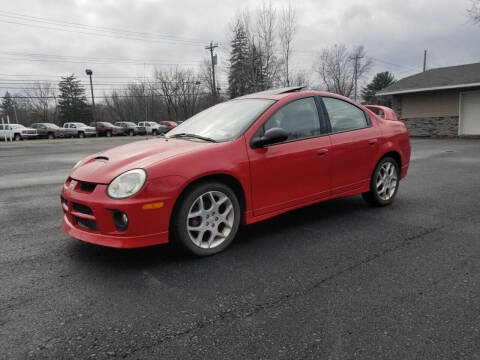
[263,97,321,142]
[322,97,368,133]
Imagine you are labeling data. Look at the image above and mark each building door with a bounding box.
[460,91,480,135]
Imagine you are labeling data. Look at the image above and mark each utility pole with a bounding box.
[423,50,427,72]
[352,53,364,102]
[205,41,218,100]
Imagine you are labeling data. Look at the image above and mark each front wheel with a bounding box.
[47,132,55,139]
[128,130,134,136]
[78,132,85,138]
[14,133,22,141]
[171,182,241,256]
[362,157,399,206]
[152,129,158,136]
[106,131,112,137]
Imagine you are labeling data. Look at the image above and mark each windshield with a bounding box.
[166,98,275,142]
[46,123,59,128]
[125,122,136,126]
[10,124,25,129]
[76,123,88,127]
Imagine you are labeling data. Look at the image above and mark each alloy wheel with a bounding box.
[186,191,235,249]
[375,161,398,201]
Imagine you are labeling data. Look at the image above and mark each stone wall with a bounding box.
[401,116,459,137]
[391,95,459,137]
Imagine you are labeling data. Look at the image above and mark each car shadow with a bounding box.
[67,194,386,271]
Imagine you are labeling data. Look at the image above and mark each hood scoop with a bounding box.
[95,156,109,162]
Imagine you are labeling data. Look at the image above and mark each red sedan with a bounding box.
[61,87,410,256]
[158,121,178,131]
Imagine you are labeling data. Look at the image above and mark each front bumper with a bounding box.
[21,133,38,138]
[61,178,170,248]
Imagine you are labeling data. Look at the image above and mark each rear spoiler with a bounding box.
[364,105,398,121]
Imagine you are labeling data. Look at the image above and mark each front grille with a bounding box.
[78,181,96,192]
[72,202,93,215]
[75,217,98,231]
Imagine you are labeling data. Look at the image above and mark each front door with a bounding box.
[247,97,332,216]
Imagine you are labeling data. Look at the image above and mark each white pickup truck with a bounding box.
[62,122,97,138]
[137,121,167,135]
[0,124,38,141]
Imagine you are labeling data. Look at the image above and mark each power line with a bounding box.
[0,11,225,47]
[0,10,219,44]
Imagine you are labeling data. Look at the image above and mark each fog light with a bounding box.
[113,211,129,231]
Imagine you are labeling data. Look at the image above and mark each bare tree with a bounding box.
[279,2,297,86]
[314,44,371,98]
[467,0,480,23]
[256,0,280,88]
[154,67,202,121]
[23,82,56,123]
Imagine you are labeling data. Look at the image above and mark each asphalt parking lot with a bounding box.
[1,137,480,359]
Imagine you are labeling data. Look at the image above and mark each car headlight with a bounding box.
[107,169,147,199]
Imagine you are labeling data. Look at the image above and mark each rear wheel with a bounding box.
[362,156,399,206]
[171,182,241,256]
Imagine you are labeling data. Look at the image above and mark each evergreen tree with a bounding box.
[58,74,91,123]
[1,91,15,120]
[361,71,395,105]
[228,21,249,98]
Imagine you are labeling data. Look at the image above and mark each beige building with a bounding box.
[378,63,480,137]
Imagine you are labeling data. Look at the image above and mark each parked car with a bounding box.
[114,122,146,136]
[0,124,37,140]
[158,121,178,131]
[138,121,167,135]
[90,122,124,137]
[31,123,65,139]
[61,87,411,256]
[63,122,96,138]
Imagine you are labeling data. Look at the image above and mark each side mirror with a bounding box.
[251,127,289,148]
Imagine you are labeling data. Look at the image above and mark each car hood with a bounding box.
[70,138,211,184]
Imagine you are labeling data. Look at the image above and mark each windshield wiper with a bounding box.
[169,133,217,143]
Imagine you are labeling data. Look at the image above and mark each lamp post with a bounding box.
[85,69,96,130]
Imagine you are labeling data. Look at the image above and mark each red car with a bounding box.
[158,121,178,131]
[61,87,410,256]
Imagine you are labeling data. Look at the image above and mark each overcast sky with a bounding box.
[1,0,479,96]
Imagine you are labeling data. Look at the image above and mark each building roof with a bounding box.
[377,62,480,96]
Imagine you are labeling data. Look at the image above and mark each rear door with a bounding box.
[321,96,380,196]
[247,97,332,216]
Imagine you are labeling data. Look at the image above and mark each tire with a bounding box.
[152,129,158,136]
[128,130,134,136]
[47,132,55,139]
[362,156,400,206]
[106,131,112,137]
[14,133,22,141]
[171,181,241,256]
[78,132,85,138]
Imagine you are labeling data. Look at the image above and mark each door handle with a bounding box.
[316,148,329,156]
[368,138,378,145]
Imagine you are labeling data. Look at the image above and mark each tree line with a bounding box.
[1,1,401,125]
